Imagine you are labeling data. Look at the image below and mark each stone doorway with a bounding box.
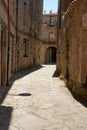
[46,47,56,64]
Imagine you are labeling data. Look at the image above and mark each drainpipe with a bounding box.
[58,0,62,31]
[56,0,62,44]
[56,0,62,70]
[7,0,10,85]
[16,0,18,72]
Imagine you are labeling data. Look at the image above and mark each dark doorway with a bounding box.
[1,29,7,86]
[46,47,56,64]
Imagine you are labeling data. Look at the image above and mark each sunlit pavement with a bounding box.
[0,65,87,130]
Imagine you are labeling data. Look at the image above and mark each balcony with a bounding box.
[42,40,56,44]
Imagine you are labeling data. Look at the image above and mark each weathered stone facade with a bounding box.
[29,0,43,65]
[17,0,43,69]
[0,0,43,86]
[40,13,57,64]
[0,0,16,86]
[57,0,87,100]
[17,0,31,70]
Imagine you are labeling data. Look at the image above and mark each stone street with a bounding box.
[0,65,87,130]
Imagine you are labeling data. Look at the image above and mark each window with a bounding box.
[49,32,55,42]
[23,40,28,57]
[50,16,54,26]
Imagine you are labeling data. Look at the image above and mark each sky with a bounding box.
[43,0,58,14]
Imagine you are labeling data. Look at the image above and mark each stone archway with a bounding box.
[46,47,56,64]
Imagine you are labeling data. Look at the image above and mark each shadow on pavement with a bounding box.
[18,93,32,96]
[68,88,87,108]
[8,93,32,97]
[10,65,44,84]
[0,106,13,130]
[0,65,44,104]
[52,70,60,77]
[45,63,56,65]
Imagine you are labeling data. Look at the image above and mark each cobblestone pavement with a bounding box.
[0,65,87,130]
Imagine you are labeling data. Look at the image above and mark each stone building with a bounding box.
[16,0,31,70]
[29,0,43,65]
[40,12,58,64]
[17,0,43,69]
[0,0,43,86]
[59,0,73,16]
[0,0,16,86]
[57,0,87,100]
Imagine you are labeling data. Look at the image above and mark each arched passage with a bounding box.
[46,47,56,64]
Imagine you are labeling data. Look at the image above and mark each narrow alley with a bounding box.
[0,65,87,130]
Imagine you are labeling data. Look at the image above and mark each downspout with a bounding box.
[7,0,10,85]
[58,0,62,31]
[56,0,62,45]
[56,0,62,70]
[16,0,18,72]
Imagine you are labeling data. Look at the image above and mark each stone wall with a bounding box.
[0,0,16,86]
[0,0,43,86]
[57,0,87,100]
[9,0,16,79]
[17,0,43,70]
[29,0,43,39]
[40,14,57,42]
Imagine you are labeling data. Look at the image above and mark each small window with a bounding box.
[23,40,28,57]
[49,32,55,42]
